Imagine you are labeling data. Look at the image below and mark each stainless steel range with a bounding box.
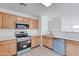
[15,31,31,55]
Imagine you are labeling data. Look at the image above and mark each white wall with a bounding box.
[40,15,51,35]
[44,3,79,32]
[48,17,62,32]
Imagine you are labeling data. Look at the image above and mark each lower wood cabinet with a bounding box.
[31,36,41,48]
[65,40,79,56]
[0,39,17,56]
[42,36,53,49]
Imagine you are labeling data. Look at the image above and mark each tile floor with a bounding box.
[21,46,60,56]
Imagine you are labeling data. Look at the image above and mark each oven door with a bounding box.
[17,40,31,52]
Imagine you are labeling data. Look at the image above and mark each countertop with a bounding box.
[0,37,17,41]
[43,35,79,42]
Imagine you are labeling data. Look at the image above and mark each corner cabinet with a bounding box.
[43,36,53,49]
[0,39,17,56]
[31,36,41,48]
[65,40,79,56]
[53,38,65,55]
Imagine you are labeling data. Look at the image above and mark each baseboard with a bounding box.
[43,45,53,50]
[31,45,40,49]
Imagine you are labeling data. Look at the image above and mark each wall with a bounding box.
[40,15,51,35]
[44,3,79,32]
[48,17,62,32]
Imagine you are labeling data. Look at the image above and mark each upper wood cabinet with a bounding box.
[0,12,3,28]
[3,13,16,29]
[17,16,24,22]
[23,18,31,23]
[31,19,39,29]
[0,12,39,29]
[0,39,17,56]
[65,40,79,56]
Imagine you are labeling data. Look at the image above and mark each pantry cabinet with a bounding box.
[31,36,41,48]
[0,39,17,56]
[43,36,53,49]
[65,40,79,56]
[0,12,3,28]
[3,13,16,29]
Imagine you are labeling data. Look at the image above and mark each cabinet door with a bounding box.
[31,36,37,48]
[17,16,24,22]
[43,36,53,49]
[0,12,3,28]
[31,36,41,48]
[31,19,39,29]
[4,13,16,29]
[53,38,65,55]
[66,40,79,56]
[9,40,17,55]
[43,36,47,46]
[0,39,17,56]
[47,39,53,49]
[36,36,41,46]
[0,44,9,56]
[23,18,31,24]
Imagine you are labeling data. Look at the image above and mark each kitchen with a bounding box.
[0,3,79,56]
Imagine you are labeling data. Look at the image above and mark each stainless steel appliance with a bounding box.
[16,22,29,29]
[15,31,31,55]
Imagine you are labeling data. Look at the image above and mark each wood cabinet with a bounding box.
[65,40,79,56]
[3,13,16,29]
[31,36,41,48]
[23,18,31,23]
[0,39,17,56]
[0,12,39,29]
[0,12,3,28]
[31,19,39,29]
[17,16,24,22]
[42,36,53,49]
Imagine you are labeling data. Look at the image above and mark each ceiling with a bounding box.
[0,3,53,17]
[0,3,79,19]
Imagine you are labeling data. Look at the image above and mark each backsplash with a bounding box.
[64,32,79,39]
[0,29,40,39]
[0,29,16,39]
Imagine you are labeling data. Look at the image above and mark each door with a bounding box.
[53,38,65,55]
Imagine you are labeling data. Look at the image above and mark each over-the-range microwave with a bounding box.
[16,22,29,29]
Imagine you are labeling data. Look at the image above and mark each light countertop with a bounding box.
[43,35,79,42]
